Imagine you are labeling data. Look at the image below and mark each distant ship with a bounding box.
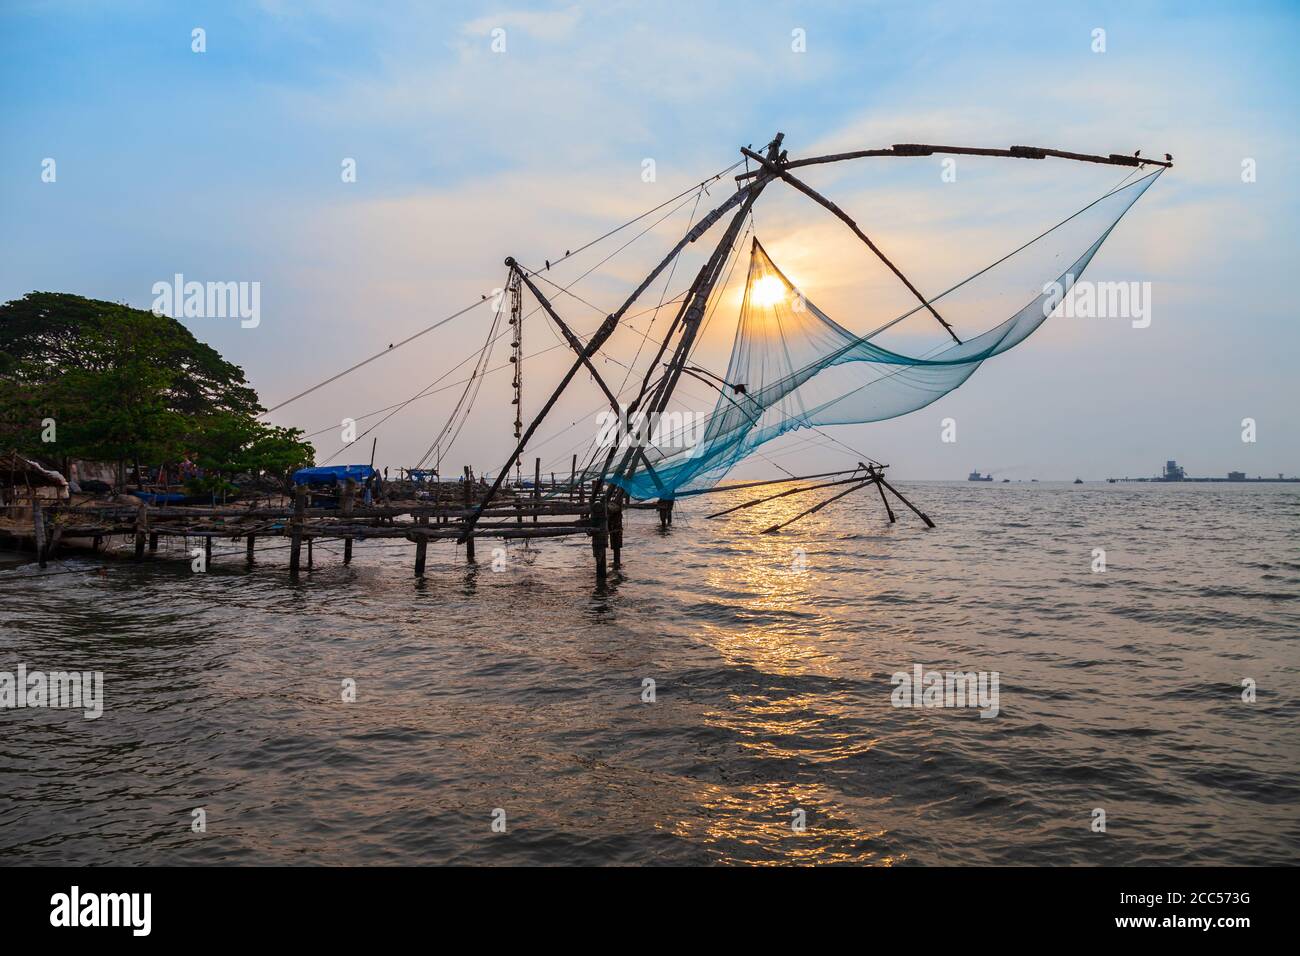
[968,470,993,482]
[1073,478,1083,484]
[1107,459,1300,483]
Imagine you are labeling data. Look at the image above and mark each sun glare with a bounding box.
[750,274,787,307]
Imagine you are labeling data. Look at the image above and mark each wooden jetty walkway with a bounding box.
[2,462,934,583]
[2,470,640,582]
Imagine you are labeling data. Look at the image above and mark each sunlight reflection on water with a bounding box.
[0,482,1296,865]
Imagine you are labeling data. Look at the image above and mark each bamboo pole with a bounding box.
[461,169,774,542]
[342,477,356,565]
[463,466,475,561]
[590,498,608,582]
[609,502,623,569]
[133,501,147,561]
[761,479,874,534]
[735,142,1172,181]
[868,466,896,523]
[877,475,935,528]
[742,148,959,344]
[675,468,865,497]
[705,472,867,519]
[289,485,305,579]
[32,499,47,568]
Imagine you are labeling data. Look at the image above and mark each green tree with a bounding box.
[0,291,313,487]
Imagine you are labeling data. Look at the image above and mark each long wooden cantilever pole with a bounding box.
[735,142,1173,182]
[458,169,776,543]
[512,263,620,413]
[741,146,962,345]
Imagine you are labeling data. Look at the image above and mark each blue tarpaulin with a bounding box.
[130,490,188,504]
[292,465,375,486]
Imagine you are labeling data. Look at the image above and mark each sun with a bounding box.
[750,274,787,307]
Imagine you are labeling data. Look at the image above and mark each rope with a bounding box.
[260,160,745,417]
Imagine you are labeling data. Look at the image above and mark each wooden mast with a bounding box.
[457,150,779,543]
[602,133,786,502]
[741,146,960,344]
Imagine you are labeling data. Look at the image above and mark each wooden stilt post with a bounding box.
[204,535,212,568]
[342,477,356,565]
[414,535,427,577]
[32,500,47,568]
[246,535,256,566]
[463,466,476,562]
[149,531,159,552]
[306,537,313,569]
[590,498,608,582]
[533,457,541,523]
[289,485,305,579]
[570,454,577,501]
[877,475,935,528]
[609,501,623,569]
[868,466,896,523]
[133,501,147,561]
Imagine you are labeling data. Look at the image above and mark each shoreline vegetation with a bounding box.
[0,292,313,496]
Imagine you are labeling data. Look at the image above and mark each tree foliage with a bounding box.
[0,292,313,483]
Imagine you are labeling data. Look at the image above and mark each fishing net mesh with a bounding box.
[606,170,1161,499]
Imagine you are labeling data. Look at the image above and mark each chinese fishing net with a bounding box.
[607,168,1163,499]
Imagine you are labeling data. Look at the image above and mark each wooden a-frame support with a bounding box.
[457,131,1159,564]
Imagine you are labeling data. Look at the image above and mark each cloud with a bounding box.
[461,5,583,41]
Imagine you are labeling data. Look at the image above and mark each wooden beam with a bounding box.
[760,478,874,534]
[459,171,775,542]
[868,466,896,523]
[877,475,935,528]
[705,472,868,519]
[742,147,961,344]
[736,142,1173,181]
[675,467,867,497]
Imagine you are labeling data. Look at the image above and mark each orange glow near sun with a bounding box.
[750,274,787,307]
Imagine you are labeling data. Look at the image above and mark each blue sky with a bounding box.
[2,1,1297,480]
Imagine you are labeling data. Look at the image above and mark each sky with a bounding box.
[2,0,1297,481]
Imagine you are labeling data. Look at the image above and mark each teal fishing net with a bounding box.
[609,169,1162,500]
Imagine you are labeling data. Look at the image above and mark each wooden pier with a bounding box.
[2,472,626,582]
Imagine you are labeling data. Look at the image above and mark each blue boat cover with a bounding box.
[130,490,187,504]
[292,465,375,485]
